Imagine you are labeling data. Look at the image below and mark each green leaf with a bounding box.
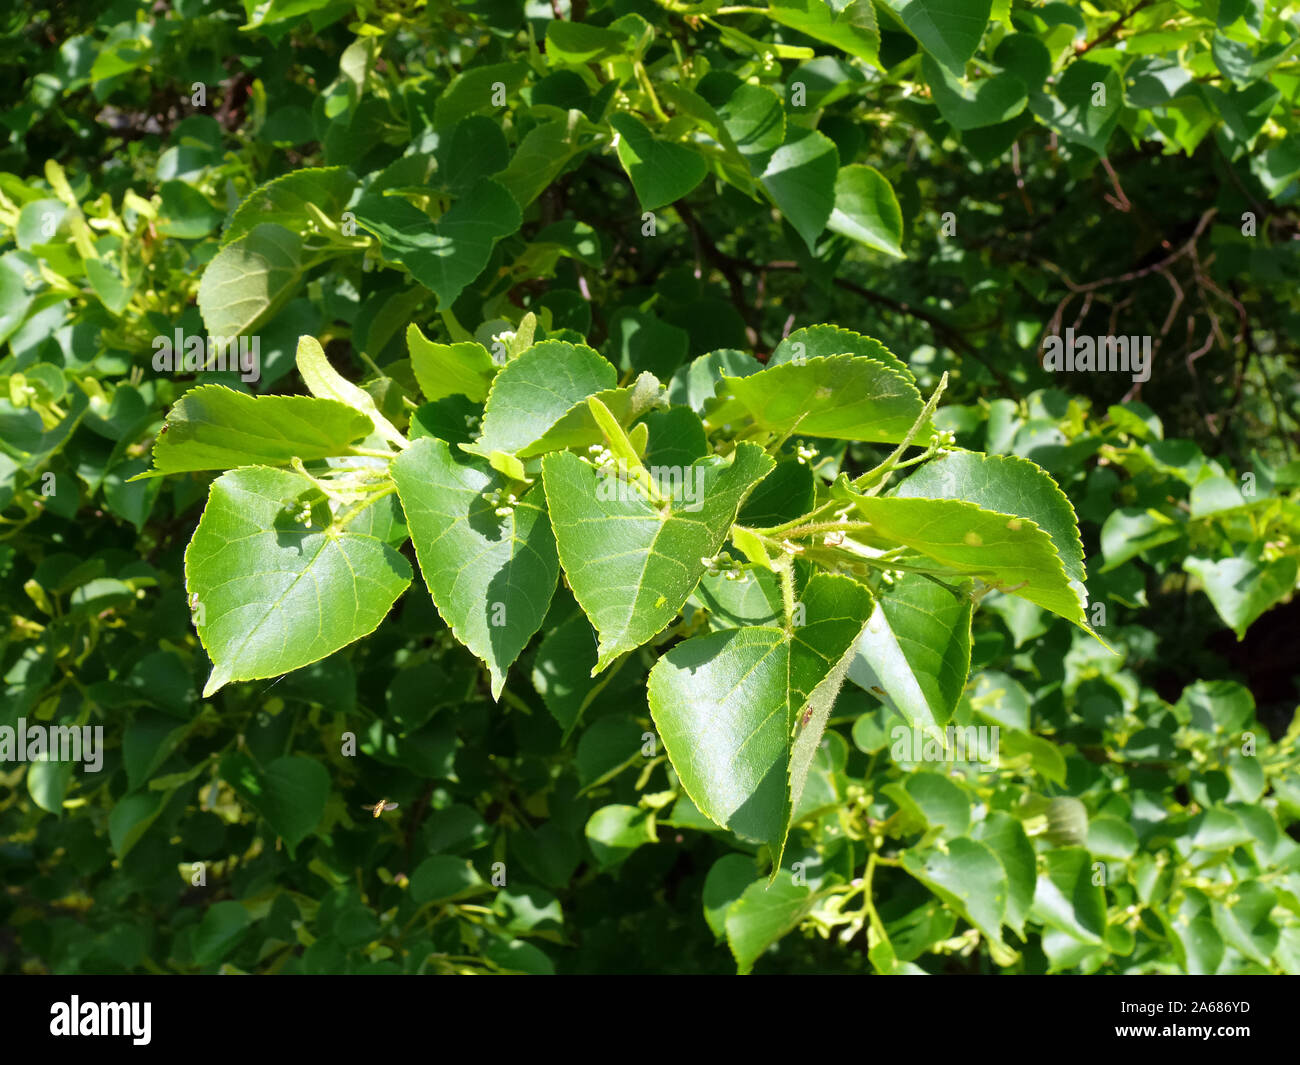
[1177,679,1256,734]
[496,112,600,209]
[725,869,817,974]
[223,166,354,245]
[1044,796,1088,846]
[124,713,190,792]
[391,436,559,699]
[406,323,496,403]
[186,467,412,697]
[545,20,634,64]
[434,62,529,129]
[585,804,657,869]
[464,340,615,459]
[1031,846,1105,944]
[437,116,510,195]
[221,752,329,857]
[108,792,165,859]
[611,112,709,211]
[737,457,815,528]
[530,605,611,734]
[1100,507,1183,570]
[517,372,666,459]
[922,55,1027,130]
[769,325,913,380]
[1030,61,1122,156]
[827,165,905,257]
[1087,815,1137,860]
[992,32,1051,89]
[408,855,487,904]
[713,354,927,444]
[761,127,839,251]
[902,837,1009,951]
[896,0,991,75]
[971,812,1036,935]
[894,450,1087,589]
[151,385,374,473]
[1168,913,1224,975]
[766,0,880,66]
[888,771,971,838]
[543,443,775,670]
[715,83,786,175]
[1205,81,1281,151]
[197,223,304,338]
[647,574,871,863]
[27,757,73,814]
[193,901,253,965]
[667,348,762,412]
[849,570,973,730]
[484,937,555,974]
[1184,548,1298,639]
[295,335,406,449]
[845,490,1089,626]
[703,853,757,939]
[1212,883,1278,965]
[693,565,784,626]
[85,259,131,315]
[352,180,521,309]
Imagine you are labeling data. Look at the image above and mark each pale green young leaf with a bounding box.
[151,385,374,473]
[517,372,666,458]
[406,323,497,403]
[294,335,406,449]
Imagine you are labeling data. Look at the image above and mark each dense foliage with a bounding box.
[2,0,1298,975]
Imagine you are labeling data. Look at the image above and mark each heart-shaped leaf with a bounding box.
[220,752,329,858]
[648,573,872,863]
[542,443,775,671]
[186,467,412,696]
[352,179,522,308]
[392,436,559,698]
[761,127,839,251]
[197,223,303,338]
[612,112,709,210]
